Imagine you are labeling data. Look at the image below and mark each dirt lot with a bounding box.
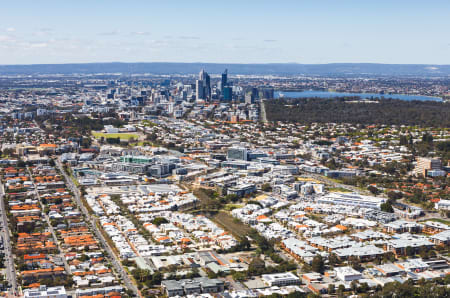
[211,211,253,239]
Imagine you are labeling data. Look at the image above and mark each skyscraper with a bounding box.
[260,87,274,99]
[196,79,204,100]
[221,69,228,92]
[197,69,211,100]
[223,87,232,101]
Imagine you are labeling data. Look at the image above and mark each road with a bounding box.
[27,168,71,276]
[260,100,268,123]
[0,183,18,296]
[56,160,140,297]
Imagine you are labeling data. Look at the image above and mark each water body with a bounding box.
[275,90,442,102]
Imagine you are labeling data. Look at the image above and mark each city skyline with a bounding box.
[1,0,450,65]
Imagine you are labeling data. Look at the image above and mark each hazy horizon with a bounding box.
[1,0,449,65]
[1,61,450,66]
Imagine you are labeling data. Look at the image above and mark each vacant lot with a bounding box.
[212,211,253,239]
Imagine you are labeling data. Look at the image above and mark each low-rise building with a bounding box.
[24,285,67,298]
[334,266,363,282]
[261,272,301,287]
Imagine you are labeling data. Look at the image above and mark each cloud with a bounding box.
[98,30,120,36]
[6,27,15,32]
[178,36,200,40]
[0,35,14,42]
[33,28,54,36]
[132,31,151,36]
[29,42,48,48]
[263,39,277,42]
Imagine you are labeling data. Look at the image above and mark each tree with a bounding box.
[380,202,394,213]
[238,237,251,251]
[351,280,358,293]
[248,257,265,275]
[81,137,92,148]
[224,194,239,203]
[17,159,26,168]
[328,284,335,294]
[422,133,433,144]
[348,256,362,271]
[328,253,340,266]
[429,250,437,259]
[2,148,14,157]
[387,191,403,201]
[406,246,415,257]
[368,185,380,195]
[419,248,429,260]
[206,269,217,279]
[337,284,345,297]
[265,97,450,127]
[359,282,368,293]
[152,217,169,226]
[399,135,408,146]
[151,271,162,285]
[311,255,324,273]
[261,183,272,192]
[231,271,246,281]
[80,186,87,196]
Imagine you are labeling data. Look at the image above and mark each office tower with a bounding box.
[227,147,248,161]
[196,79,204,100]
[260,87,274,99]
[251,87,259,99]
[245,87,260,104]
[200,69,210,98]
[245,93,254,104]
[197,69,211,100]
[223,87,232,101]
[221,69,228,92]
[414,157,442,176]
[205,73,211,99]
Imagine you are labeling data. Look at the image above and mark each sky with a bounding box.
[0,0,449,65]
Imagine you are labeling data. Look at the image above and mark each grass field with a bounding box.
[92,132,139,140]
[328,187,352,193]
[420,218,450,225]
[191,188,253,238]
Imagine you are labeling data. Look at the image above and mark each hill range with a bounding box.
[1,62,450,76]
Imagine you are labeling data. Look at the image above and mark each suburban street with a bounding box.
[56,160,140,297]
[0,183,18,296]
[27,167,72,276]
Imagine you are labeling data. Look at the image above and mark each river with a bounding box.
[274,90,442,101]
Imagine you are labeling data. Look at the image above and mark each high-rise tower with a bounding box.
[221,69,228,92]
[196,69,211,100]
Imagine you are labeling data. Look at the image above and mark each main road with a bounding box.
[0,183,18,296]
[56,160,140,297]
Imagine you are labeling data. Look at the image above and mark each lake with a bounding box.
[274,90,442,102]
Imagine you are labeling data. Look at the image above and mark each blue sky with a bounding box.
[1,0,449,64]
